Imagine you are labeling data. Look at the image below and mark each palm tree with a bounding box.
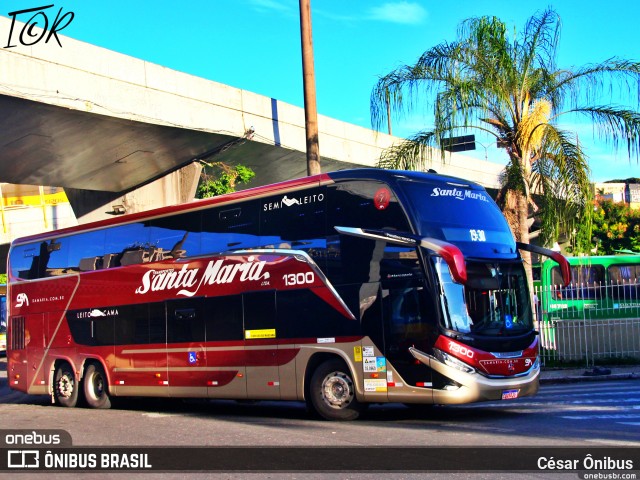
[370,8,640,275]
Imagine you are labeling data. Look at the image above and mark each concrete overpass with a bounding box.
[0,15,503,225]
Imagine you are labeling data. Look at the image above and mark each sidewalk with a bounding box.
[540,365,640,384]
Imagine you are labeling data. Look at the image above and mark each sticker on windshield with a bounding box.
[373,188,390,210]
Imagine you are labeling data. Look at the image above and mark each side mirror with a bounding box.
[334,226,467,284]
[516,242,570,286]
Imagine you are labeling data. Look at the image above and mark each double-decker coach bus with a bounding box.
[7,169,567,420]
[537,254,640,321]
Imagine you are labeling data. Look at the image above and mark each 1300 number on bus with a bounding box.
[283,272,315,286]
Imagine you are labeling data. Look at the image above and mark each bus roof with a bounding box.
[10,168,484,246]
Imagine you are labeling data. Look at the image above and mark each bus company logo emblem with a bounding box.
[135,257,270,297]
[263,193,324,211]
[15,293,29,308]
[374,188,391,210]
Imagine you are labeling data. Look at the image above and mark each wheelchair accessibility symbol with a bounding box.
[188,352,197,364]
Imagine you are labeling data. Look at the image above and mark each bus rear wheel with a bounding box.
[53,363,78,408]
[83,363,111,409]
[309,359,363,421]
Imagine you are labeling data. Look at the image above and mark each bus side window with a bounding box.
[67,314,114,346]
[243,291,276,335]
[148,211,203,260]
[260,187,327,271]
[116,304,150,345]
[104,223,151,267]
[167,298,205,343]
[114,303,167,345]
[326,180,411,285]
[204,296,243,341]
[551,265,604,300]
[277,288,360,339]
[69,230,105,272]
[201,200,262,253]
[10,244,41,280]
[608,265,640,300]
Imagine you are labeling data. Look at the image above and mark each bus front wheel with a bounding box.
[309,359,363,421]
[83,363,111,409]
[53,363,79,408]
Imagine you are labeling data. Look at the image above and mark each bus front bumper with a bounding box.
[409,347,540,405]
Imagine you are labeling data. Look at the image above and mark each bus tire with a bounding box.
[83,363,111,409]
[309,359,363,421]
[53,363,79,408]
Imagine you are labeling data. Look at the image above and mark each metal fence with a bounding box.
[534,283,640,367]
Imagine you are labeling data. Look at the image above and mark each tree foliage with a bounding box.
[370,8,640,259]
[196,162,255,199]
[591,200,640,255]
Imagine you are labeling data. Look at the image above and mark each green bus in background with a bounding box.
[536,255,640,321]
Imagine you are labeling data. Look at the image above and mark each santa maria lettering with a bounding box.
[431,188,488,201]
[135,256,270,297]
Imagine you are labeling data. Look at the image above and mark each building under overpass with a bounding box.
[0,15,503,234]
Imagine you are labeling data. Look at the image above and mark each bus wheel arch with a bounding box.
[306,355,364,421]
[53,360,79,408]
[82,360,112,409]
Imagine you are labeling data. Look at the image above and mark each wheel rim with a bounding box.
[89,372,105,400]
[57,373,74,399]
[321,371,354,409]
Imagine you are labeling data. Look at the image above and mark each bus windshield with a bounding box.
[400,179,516,259]
[433,257,533,336]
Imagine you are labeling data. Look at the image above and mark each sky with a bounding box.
[2,0,640,182]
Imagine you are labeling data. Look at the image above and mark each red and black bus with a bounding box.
[7,168,566,420]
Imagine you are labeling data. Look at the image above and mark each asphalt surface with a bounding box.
[540,364,639,383]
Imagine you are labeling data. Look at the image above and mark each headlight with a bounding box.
[433,348,476,374]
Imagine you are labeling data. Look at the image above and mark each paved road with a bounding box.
[1,356,639,479]
[2,357,638,445]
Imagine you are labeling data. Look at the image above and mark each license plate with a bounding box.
[501,389,520,400]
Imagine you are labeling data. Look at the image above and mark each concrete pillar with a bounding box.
[66,162,203,224]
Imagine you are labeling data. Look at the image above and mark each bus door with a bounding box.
[166,297,208,398]
[243,290,281,400]
[369,243,435,400]
[382,283,435,400]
